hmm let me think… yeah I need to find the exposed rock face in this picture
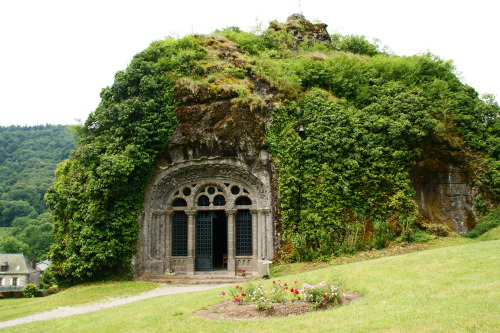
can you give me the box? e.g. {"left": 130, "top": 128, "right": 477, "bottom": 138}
{"left": 410, "top": 157, "right": 478, "bottom": 234}
{"left": 268, "top": 13, "right": 331, "bottom": 49}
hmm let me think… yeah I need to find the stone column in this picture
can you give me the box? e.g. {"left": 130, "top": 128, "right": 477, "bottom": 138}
{"left": 185, "top": 210, "right": 196, "bottom": 275}
{"left": 164, "top": 211, "right": 174, "bottom": 271}
{"left": 257, "top": 209, "right": 272, "bottom": 260}
{"left": 226, "top": 209, "right": 237, "bottom": 275}
{"left": 250, "top": 209, "right": 259, "bottom": 274}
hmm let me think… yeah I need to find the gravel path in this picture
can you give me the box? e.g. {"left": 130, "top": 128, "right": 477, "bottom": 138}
{"left": 0, "top": 283, "right": 232, "bottom": 329}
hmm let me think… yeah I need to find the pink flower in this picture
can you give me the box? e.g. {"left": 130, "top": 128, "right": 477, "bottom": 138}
{"left": 294, "top": 281, "right": 298, "bottom": 284}
{"left": 221, "top": 292, "right": 225, "bottom": 296}
{"left": 234, "top": 298, "right": 240, "bottom": 302}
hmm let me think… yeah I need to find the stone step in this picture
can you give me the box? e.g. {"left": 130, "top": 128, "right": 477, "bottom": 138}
{"left": 148, "top": 274, "right": 250, "bottom": 284}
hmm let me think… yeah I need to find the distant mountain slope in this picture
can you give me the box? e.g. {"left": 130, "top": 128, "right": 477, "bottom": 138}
{"left": 0, "top": 125, "right": 75, "bottom": 260}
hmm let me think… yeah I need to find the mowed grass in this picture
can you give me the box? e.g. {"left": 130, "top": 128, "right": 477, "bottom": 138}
{"left": 2, "top": 234, "right": 498, "bottom": 332}
{"left": 0, "top": 281, "right": 158, "bottom": 322}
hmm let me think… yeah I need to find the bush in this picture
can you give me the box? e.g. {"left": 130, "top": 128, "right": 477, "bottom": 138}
{"left": 23, "top": 283, "right": 38, "bottom": 298}
{"left": 46, "top": 285, "right": 60, "bottom": 295}
{"left": 409, "top": 230, "right": 432, "bottom": 243}
{"left": 465, "top": 209, "right": 500, "bottom": 238}
{"left": 0, "top": 290, "right": 24, "bottom": 298}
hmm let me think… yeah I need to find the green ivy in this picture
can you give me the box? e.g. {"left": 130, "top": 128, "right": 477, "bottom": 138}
{"left": 44, "top": 36, "right": 208, "bottom": 286}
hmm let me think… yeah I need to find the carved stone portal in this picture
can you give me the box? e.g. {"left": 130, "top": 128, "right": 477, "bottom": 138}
{"left": 134, "top": 158, "right": 275, "bottom": 279}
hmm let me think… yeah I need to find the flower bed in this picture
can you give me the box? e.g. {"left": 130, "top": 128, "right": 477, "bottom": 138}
{"left": 222, "top": 280, "right": 343, "bottom": 312}
{"left": 196, "top": 280, "right": 361, "bottom": 320}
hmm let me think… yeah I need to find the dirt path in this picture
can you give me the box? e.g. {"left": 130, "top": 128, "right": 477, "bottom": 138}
{"left": 0, "top": 283, "right": 232, "bottom": 329}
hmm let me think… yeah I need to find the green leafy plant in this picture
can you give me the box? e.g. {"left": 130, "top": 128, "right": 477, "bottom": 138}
{"left": 23, "top": 284, "right": 38, "bottom": 298}
{"left": 465, "top": 208, "right": 500, "bottom": 238}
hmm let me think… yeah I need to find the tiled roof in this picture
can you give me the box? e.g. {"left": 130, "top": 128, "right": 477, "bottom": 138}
{"left": 0, "top": 253, "right": 39, "bottom": 274}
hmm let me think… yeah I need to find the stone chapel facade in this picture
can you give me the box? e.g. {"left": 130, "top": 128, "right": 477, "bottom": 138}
{"left": 135, "top": 156, "right": 276, "bottom": 279}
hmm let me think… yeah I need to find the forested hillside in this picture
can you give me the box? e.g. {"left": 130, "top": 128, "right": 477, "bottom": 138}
{"left": 0, "top": 125, "right": 74, "bottom": 260}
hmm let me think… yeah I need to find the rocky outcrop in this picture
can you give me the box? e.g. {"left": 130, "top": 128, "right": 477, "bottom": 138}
{"left": 268, "top": 13, "right": 331, "bottom": 49}
{"left": 410, "top": 157, "right": 479, "bottom": 234}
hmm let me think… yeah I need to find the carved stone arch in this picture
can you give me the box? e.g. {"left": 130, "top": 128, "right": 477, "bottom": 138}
{"left": 136, "top": 157, "right": 275, "bottom": 280}
{"left": 148, "top": 158, "right": 271, "bottom": 211}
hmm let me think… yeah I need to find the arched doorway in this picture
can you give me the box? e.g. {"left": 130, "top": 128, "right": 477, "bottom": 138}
{"left": 136, "top": 159, "right": 275, "bottom": 279}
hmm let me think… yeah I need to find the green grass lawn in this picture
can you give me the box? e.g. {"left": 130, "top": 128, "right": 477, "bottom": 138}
{"left": 0, "top": 281, "right": 158, "bottom": 322}
{"left": 2, "top": 232, "right": 498, "bottom": 332}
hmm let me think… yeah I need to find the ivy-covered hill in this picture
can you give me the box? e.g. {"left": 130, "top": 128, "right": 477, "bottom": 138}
{"left": 0, "top": 125, "right": 74, "bottom": 260}
{"left": 46, "top": 14, "right": 499, "bottom": 285}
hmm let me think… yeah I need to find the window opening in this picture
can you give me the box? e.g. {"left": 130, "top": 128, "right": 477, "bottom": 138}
{"left": 231, "top": 186, "right": 240, "bottom": 195}
{"left": 207, "top": 187, "right": 216, "bottom": 195}
{"left": 198, "top": 195, "right": 210, "bottom": 206}
{"left": 173, "top": 198, "right": 187, "bottom": 207}
{"left": 172, "top": 212, "right": 188, "bottom": 256}
{"left": 213, "top": 195, "right": 226, "bottom": 206}
{"left": 235, "top": 196, "right": 252, "bottom": 205}
{"left": 236, "top": 210, "right": 252, "bottom": 256}
{"left": 183, "top": 187, "right": 191, "bottom": 196}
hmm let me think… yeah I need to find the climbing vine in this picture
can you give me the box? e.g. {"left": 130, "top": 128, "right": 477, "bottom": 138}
{"left": 45, "top": 36, "right": 207, "bottom": 286}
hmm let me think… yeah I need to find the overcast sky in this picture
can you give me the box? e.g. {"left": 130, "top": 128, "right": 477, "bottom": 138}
{"left": 1, "top": 0, "right": 498, "bottom": 126}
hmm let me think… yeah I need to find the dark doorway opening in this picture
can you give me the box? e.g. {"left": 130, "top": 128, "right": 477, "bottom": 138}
{"left": 195, "top": 211, "right": 227, "bottom": 271}
{"left": 212, "top": 211, "right": 227, "bottom": 269}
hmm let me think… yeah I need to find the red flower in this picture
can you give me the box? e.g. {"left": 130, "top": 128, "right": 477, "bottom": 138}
{"left": 235, "top": 286, "right": 239, "bottom": 289}
{"left": 294, "top": 281, "right": 298, "bottom": 284}
{"left": 322, "top": 294, "right": 327, "bottom": 298}
{"left": 273, "top": 281, "right": 276, "bottom": 284}
{"left": 234, "top": 298, "right": 240, "bottom": 302}
{"left": 290, "top": 288, "right": 295, "bottom": 292}
{"left": 295, "top": 290, "right": 299, "bottom": 295}
{"left": 284, "top": 283, "right": 287, "bottom": 286}
{"left": 241, "top": 293, "right": 246, "bottom": 297}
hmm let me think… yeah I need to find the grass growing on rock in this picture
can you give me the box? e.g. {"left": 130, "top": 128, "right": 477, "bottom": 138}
{"left": 2, "top": 234, "right": 498, "bottom": 332}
